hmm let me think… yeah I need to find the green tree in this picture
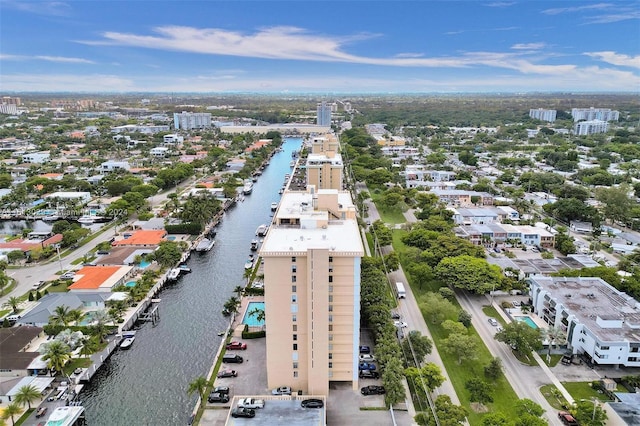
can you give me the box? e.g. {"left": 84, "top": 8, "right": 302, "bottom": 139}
{"left": 458, "top": 310, "right": 472, "bottom": 327}
{"left": 420, "top": 292, "right": 457, "bottom": 324}
{"left": 41, "top": 340, "right": 71, "bottom": 375}
{"left": 49, "top": 305, "right": 72, "bottom": 326}
{"left": 542, "top": 326, "right": 566, "bottom": 357}
{"left": 442, "top": 333, "right": 477, "bottom": 364}
{"left": 152, "top": 241, "right": 183, "bottom": 268}
{"left": 484, "top": 357, "right": 503, "bottom": 381}
{"left": 13, "top": 384, "right": 41, "bottom": 409}
{"left": 434, "top": 255, "right": 504, "bottom": 293}
{"left": 90, "top": 309, "right": 112, "bottom": 343}
{"left": 371, "top": 220, "right": 393, "bottom": 246}
{"left": 381, "top": 357, "right": 406, "bottom": 407}
{"left": 465, "top": 377, "right": 493, "bottom": 405}
{"left": 383, "top": 252, "right": 400, "bottom": 272}
{"left": 187, "top": 376, "right": 208, "bottom": 402}
{"left": 442, "top": 320, "right": 467, "bottom": 336}
{"left": 408, "top": 263, "right": 433, "bottom": 289}
{"left": 7, "top": 250, "right": 25, "bottom": 264}
{"left": 3, "top": 296, "right": 20, "bottom": 313}
{"left": 595, "top": 185, "right": 634, "bottom": 225}
{"left": 401, "top": 330, "right": 432, "bottom": 366}
{"left": 515, "top": 398, "right": 545, "bottom": 417}
{"left": 405, "top": 363, "right": 445, "bottom": 393}
{"left": 1, "top": 402, "right": 22, "bottom": 426}
{"left": 573, "top": 400, "right": 607, "bottom": 426}
{"left": 417, "top": 394, "right": 467, "bottom": 426}
{"left": 495, "top": 321, "right": 542, "bottom": 355}
{"left": 480, "top": 412, "right": 509, "bottom": 426}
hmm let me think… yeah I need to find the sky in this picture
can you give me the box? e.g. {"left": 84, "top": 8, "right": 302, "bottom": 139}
{"left": 1, "top": 1, "right": 639, "bottom": 93}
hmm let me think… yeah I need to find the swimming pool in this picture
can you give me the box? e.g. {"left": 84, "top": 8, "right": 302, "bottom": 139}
{"left": 167, "top": 236, "right": 177, "bottom": 241}
{"left": 125, "top": 281, "right": 137, "bottom": 287}
{"left": 515, "top": 316, "right": 538, "bottom": 329}
{"left": 138, "top": 260, "right": 151, "bottom": 269}
{"left": 78, "top": 311, "right": 98, "bottom": 326}
{"left": 243, "top": 301, "right": 265, "bottom": 327}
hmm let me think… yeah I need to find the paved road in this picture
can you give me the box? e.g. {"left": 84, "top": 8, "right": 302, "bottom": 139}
{"left": 456, "top": 291, "right": 564, "bottom": 426}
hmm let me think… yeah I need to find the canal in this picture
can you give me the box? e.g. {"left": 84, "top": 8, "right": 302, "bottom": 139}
{"left": 80, "top": 137, "right": 302, "bottom": 425}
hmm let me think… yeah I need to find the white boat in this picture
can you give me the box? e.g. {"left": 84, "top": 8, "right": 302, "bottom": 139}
{"left": 196, "top": 238, "right": 215, "bottom": 252}
{"left": 77, "top": 216, "right": 96, "bottom": 224}
{"left": 250, "top": 240, "right": 260, "bottom": 251}
{"left": 256, "top": 224, "right": 268, "bottom": 237}
{"left": 271, "top": 202, "right": 278, "bottom": 211}
{"left": 178, "top": 263, "right": 191, "bottom": 273}
{"left": 244, "top": 259, "right": 254, "bottom": 270}
{"left": 290, "top": 160, "right": 295, "bottom": 167}
{"left": 167, "top": 268, "right": 181, "bottom": 281}
{"left": 243, "top": 180, "right": 254, "bottom": 195}
{"left": 42, "top": 215, "right": 60, "bottom": 222}
{"left": 120, "top": 337, "right": 135, "bottom": 349}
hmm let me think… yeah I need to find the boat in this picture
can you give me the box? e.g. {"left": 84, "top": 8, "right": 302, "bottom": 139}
{"left": 42, "top": 215, "right": 60, "bottom": 222}
{"left": 278, "top": 188, "right": 284, "bottom": 195}
{"left": 243, "top": 181, "right": 253, "bottom": 195}
{"left": 250, "top": 240, "right": 260, "bottom": 251}
{"left": 178, "top": 263, "right": 191, "bottom": 273}
{"left": 271, "top": 202, "right": 278, "bottom": 211}
{"left": 196, "top": 238, "right": 215, "bottom": 252}
{"left": 244, "top": 259, "right": 254, "bottom": 270}
{"left": 120, "top": 337, "right": 135, "bottom": 349}
{"left": 290, "top": 160, "right": 296, "bottom": 167}
{"left": 256, "top": 224, "right": 268, "bottom": 237}
{"left": 217, "top": 331, "right": 226, "bottom": 336}
{"left": 167, "top": 268, "right": 181, "bottom": 281}
{"left": 77, "top": 215, "right": 96, "bottom": 224}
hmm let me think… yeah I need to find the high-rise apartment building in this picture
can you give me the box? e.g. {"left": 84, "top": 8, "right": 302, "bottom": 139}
{"left": 173, "top": 111, "right": 212, "bottom": 130}
{"left": 571, "top": 108, "right": 619, "bottom": 122}
{"left": 1, "top": 97, "right": 21, "bottom": 106}
{"left": 0, "top": 104, "right": 18, "bottom": 115}
{"left": 316, "top": 101, "right": 332, "bottom": 126}
{"left": 306, "top": 134, "right": 343, "bottom": 190}
{"left": 260, "top": 187, "right": 364, "bottom": 396}
{"left": 574, "top": 119, "right": 609, "bottom": 135}
{"left": 529, "top": 108, "right": 557, "bottom": 122}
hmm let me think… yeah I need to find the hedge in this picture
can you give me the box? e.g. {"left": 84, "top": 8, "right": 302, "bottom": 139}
{"left": 164, "top": 223, "right": 202, "bottom": 235}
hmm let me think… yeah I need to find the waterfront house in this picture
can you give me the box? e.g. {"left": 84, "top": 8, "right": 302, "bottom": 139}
{"left": 16, "top": 292, "right": 111, "bottom": 327}
{"left": 68, "top": 265, "right": 134, "bottom": 292}
{"left": 112, "top": 230, "right": 167, "bottom": 247}
{"left": 0, "top": 326, "right": 43, "bottom": 377}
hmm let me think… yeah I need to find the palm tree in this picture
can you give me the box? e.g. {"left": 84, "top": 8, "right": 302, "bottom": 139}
{"left": 90, "top": 309, "right": 112, "bottom": 343}
{"left": 13, "top": 384, "right": 41, "bottom": 410}
{"left": 49, "top": 305, "right": 72, "bottom": 326}
{"left": 68, "top": 309, "right": 86, "bottom": 326}
{"left": 2, "top": 402, "right": 22, "bottom": 426}
{"left": 233, "top": 285, "right": 245, "bottom": 298}
{"left": 542, "top": 326, "right": 567, "bottom": 358}
{"left": 41, "top": 340, "right": 71, "bottom": 376}
{"left": 187, "top": 376, "right": 208, "bottom": 402}
{"left": 3, "top": 296, "right": 21, "bottom": 313}
{"left": 248, "top": 307, "right": 265, "bottom": 323}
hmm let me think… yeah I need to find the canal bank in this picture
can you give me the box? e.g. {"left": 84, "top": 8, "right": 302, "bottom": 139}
{"left": 79, "top": 137, "right": 302, "bottom": 425}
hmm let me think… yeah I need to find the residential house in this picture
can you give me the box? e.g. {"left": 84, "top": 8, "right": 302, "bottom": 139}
{"left": 112, "top": 230, "right": 167, "bottom": 247}
{"left": 0, "top": 326, "right": 43, "bottom": 377}
{"left": 68, "top": 265, "right": 134, "bottom": 292}
{"left": 431, "top": 189, "right": 494, "bottom": 207}
{"left": 16, "top": 292, "right": 112, "bottom": 327}
{"left": 21, "top": 152, "right": 50, "bottom": 164}
{"left": 101, "top": 160, "right": 131, "bottom": 173}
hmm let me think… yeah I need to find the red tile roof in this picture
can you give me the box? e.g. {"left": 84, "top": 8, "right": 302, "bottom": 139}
{"left": 113, "top": 230, "right": 166, "bottom": 246}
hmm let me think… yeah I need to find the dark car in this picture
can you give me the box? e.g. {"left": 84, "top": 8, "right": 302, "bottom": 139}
{"left": 558, "top": 412, "right": 578, "bottom": 426}
{"left": 208, "top": 392, "right": 229, "bottom": 403}
{"left": 301, "top": 399, "right": 324, "bottom": 408}
{"left": 359, "top": 370, "right": 380, "bottom": 379}
{"left": 358, "top": 362, "right": 376, "bottom": 371}
{"left": 391, "top": 312, "right": 401, "bottom": 320}
{"left": 226, "top": 341, "right": 247, "bottom": 350}
{"left": 36, "top": 407, "right": 48, "bottom": 418}
{"left": 231, "top": 407, "right": 256, "bottom": 418}
{"left": 217, "top": 369, "right": 237, "bottom": 378}
{"left": 361, "top": 385, "right": 386, "bottom": 395}
{"left": 213, "top": 386, "right": 230, "bottom": 395}
{"left": 359, "top": 345, "right": 371, "bottom": 354}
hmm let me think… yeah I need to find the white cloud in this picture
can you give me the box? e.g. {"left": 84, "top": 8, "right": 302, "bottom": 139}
{"left": 511, "top": 43, "right": 546, "bottom": 50}
{"left": 1, "top": 74, "right": 135, "bottom": 92}
{"left": 484, "top": 2, "right": 516, "bottom": 7}
{"left": 2, "top": 0, "right": 71, "bottom": 16}
{"left": 542, "top": 3, "right": 613, "bottom": 15}
{"left": 583, "top": 10, "right": 640, "bottom": 24}
{"left": 0, "top": 53, "right": 94, "bottom": 64}
{"left": 585, "top": 51, "right": 640, "bottom": 69}
{"left": 394, "top": 53, "right": 425, "bottom": 58}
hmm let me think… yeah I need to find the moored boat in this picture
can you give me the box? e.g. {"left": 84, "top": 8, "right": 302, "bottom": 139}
{"left": 250, "top": 240, "right": 260, "bottom": 251}
{"left": 242, "top": 180, "right": 254, "bottom": 195}
{"left": 255, "top": 224, "right": 268, "bottom": 237}
{"left": 120, "top": 337, "right": 135, "bottom": 349}
{"left": 195, "top": 238, "right": 215, "bottom": 252}
{"left": 167, "top": 268, "right": 181, "bottom": 281}
{"left": 178, "top": 263, "right": 191, "bottom": 273}
{"left": 271, "top": 202, "right": 278, "bottom": 211}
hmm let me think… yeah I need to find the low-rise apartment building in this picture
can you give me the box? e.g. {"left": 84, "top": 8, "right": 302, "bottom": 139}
{"left": 431, "top": 189, "right": 494, "bottom": 207}
{"left": 529, "top": 276, "right": 640, "bottom": 368}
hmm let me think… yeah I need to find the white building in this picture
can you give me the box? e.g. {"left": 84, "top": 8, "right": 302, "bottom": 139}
{"left": 100, "top": 160, "right": 131, "bottom": 173}
{"left": 163, "top": 134, "right": 184, "bottom": 145}
{"left": 21, "top": 152, "right": 50, "bottom": 164}
{"left": 316, "top": 101, "right": 332, "bottom": 126}
{"left": 45, "top": 191, "right": 92, "bottom": 204}
{"left": 529, "top": 276, "right": 640, "bottom": 368}
{"left": 150, "top": 146, "right": 170, "bottom": 157}
{"left": 0, "top": 104, "right": 18, "bottom": 115}
{"left": 529, "top": 108, "right": 557, "bottom": 122}
{"left": 173, "top": 112, "right": 212, "bottom": 130}
{"left": 572, "top": 108, "right": 620, "bottom": 122}
{"left": 111, "top": 124, "right": 170, "bottom": 134}
{"left": 574, "top": 119, "right": 609, "bottom": 135}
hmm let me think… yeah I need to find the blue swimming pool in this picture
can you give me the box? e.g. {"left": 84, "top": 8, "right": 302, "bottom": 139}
{"left": 167, "top": 236, "right": 177, "bottom": 241}
{"left": 78, "top": 311, "right": 98, "bottom": 326}
{"left": 515, "top": 316, "right": 538, "bottom": 329}
{"left": 243, "top": 301, "right": 265, "bottom": 327}
{"left": 125, "top": 281, "right": 137, "bottom": 287}
{"left": 138, "top": 260, "right": 151, "bottom": 269}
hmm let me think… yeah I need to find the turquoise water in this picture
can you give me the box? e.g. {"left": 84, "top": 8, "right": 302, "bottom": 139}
{"left": 243, "top": 301, "right": 265, "bottom": 326}
{"left": 516, "top": 316, "right": 538, "bottom": 329}
{"left": 78, "top": 311, "right": 97, "bottom": 326}
{"left": 139, "top": 260, "right": 151, "bottom": 269}
{"left": 167, "top": 236, "right": 176, "bottom": 241}
{"left": 125, "top": 281, "right": 137, "bottom": 287}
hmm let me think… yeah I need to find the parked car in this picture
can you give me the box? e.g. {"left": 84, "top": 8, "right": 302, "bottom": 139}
{"left": 358, "top": 362, "right": 376, "bottom": 371}
{"left": 36, "top": 407, "right": 48, "bottom": 418}
{"left": 393, "top": 321, "right": 408, "bottom": 328}
{"left": 213, "top": 386, "right": 229, "bottom": 395}
{"left": 238, "top": 398, "right": 265, "bottom": 409}
{"left": 231, "top": 407, "right": 256, "bottom": 418}
{"left": 391, "top": 312, "right": 401, "bottom": 320}
{"left": 359, "top": 370, "right": 380, "bottom": 379}
{"left": 208, "top": 392, "right": 229, "bottom": 403}
{"left": 222, "top": 354, "right": 243, "bottom": 363}
{"left": 217, "top": 369, "right": 237, "bottom": 378}
{"left": 226, "top": 341, "right": 247, "bottom": 350}
{"left": 359, "top": 345, "right": 371, "bottom": 354}
{"left": 359, "top": 354, "right": 376, "bottom": 362}
{"left": 488, "top": 318, "right": 498, "bottom": 326}
{"left": 301, "top": 399, "right": 324, "bottom": 408}
{"left": 361, "top": 385, "right": 386, "bottom": 395}
{"left": 32, "top": 280, "right": 45, "bottom": 290}
{"left": 271, "top": 386, "right": 292, "bottom": 395}
{"left": 558, "top": 411, "right": 578, "bottom": 425}
{"left": 97, "top": 250, "right": 110, "bottom": 255}
{"left": 60, "top": 271, "right": 76, "bottom": 280}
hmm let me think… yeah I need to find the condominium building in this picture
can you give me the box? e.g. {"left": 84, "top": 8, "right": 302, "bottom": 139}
{"left": 574, "top": 119, "right": 609, "bottom": 136}
{"left": 173, "top": 111, "right": 212, "bottom": 130}
{"left": 0, "top": 104, "right": 18, "bottom": 115}
{"left": 306, "top": 134, "right": 343, "bottom": 190}
{"left": 316, "top": 101, "right": 332, "bottom": 126}
{"left": 529, "top": 108, "right": 557, "bottom": 122}
{"left": 529, "top": 276, "right": 640, "bottom": 367}
{"left": 260, "top": 187, "right": 364, "bottom": 395}
{"left": 571, "top": 108, "right": 619, "bottom": 122}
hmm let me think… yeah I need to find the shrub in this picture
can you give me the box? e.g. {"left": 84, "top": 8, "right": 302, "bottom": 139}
{"left": 165, "top": 223, "right": 202, "bottom": 235}
{"left": 242, "top": 330, "right": 266, "bottom": 339}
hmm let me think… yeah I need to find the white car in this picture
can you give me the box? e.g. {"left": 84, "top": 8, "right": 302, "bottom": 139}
{"left": 271, "top": 386, "right": 292, "bottom": 395}
{"left": 359, "top": 354, "right": 376, "bottom": 362}
{"left": 393, "top": 321, "right": 408, "bottom": 328}
{"left": 238, "top": 398, "right": 265, "bottom": 409}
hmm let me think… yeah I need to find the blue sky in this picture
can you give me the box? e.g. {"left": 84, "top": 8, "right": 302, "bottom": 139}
{"left": 1, "top": 1, "right": 639, "bottom": 93}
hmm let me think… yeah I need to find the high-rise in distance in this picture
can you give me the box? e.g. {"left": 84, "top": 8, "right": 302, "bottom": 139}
{"left": 316, "top": 101, "right": 332, "bottom": 127}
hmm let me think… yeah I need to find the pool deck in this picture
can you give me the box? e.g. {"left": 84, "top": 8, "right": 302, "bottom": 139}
{"left": 231, "top": 296, "right": 265, "bottom": 337}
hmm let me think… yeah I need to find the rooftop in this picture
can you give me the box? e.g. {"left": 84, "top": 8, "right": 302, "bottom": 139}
{"left": 226, "top": 396, "right": 325, "bottom": 426}
{"left": 68, "top": 265, "right": 133, "bottom": 290}
{"left": 113, "top": 229, "right": 167, "bottom": 246}
{"left": 0, "top": 326, "right": 42, "bottom": 370}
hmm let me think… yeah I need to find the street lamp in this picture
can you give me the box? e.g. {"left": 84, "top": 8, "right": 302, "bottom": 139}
{"left": 579, "top": 398, "right": 599, "bottom": 421}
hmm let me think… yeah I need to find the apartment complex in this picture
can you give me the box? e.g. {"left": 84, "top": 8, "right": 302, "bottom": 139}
{"left": 574, "top": 119, "right": 609, "bottom": 135}
{"left": 529, "top": 276, "right": 640, "bottom": 367}
{"left": 305, "top": 134, "right": 343, "bottom": 190}
{"left": 571, "top": 107, "right": 620, "bottom": 122}
{"left": 173, "top": 111, "right": 212, "bottom": 130}
{"left": 529, "top": 108, "right": 557, "bottom": 122}
{"left": 260, "top": 187, "right": 364, "bottom": 395}
{"left": 316, "top": 101, "right": 332, "bottom": 126}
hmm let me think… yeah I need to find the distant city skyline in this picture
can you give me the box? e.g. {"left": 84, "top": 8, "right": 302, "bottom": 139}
{"left": 1, "top": 1, "right": 639, "bottom": 93}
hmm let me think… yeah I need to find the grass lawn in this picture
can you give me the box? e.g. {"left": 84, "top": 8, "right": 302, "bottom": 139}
{"left": 47, "top": 281, "right": 70, "bottom": 293}
{"left": 540, "top": 354, "right": 562, "bottom": 367}
{"left": 562, "top": 382, "right": 613, "bottom": 402}
{"left": 370, "top": 193, "right": 407, "bottom": 224}
{"left": 0, "top": 308, "right": 11, "bottom": 317}
{"left": 481, "top": 306, "right": 506, "bottom": 326}
{"left": 14, "top": 408, "right": 35, "bottom": 426}
{"left": 540, "top": 384, "right": 569, "bottom": 410}
{"left": 365, "top": 233, "right": 375, "bottom": 256}
{"left": 62, "top": 357, "right": 92, "bottom": 376}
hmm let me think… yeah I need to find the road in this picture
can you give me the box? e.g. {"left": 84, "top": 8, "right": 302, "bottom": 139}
{"left": 456, "top": 291, "right": 565, "bottom": 426}
{"left": 0, "top": 179, "right": 194, "bottom": 307}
